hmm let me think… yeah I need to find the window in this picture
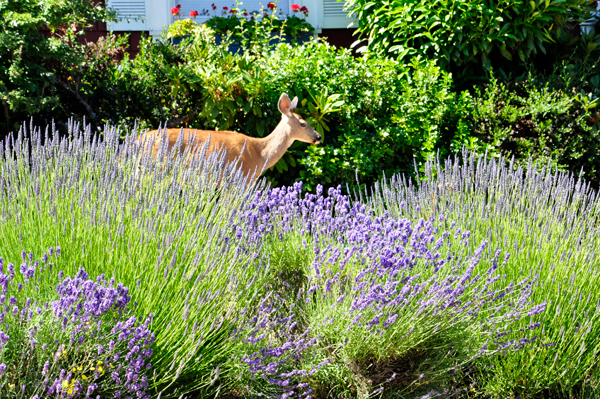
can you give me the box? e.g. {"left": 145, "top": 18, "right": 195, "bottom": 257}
{"left": 321, "top": 0, "right": 354, "bottom": 29}
{"left": 107, "top": 0, "right": 148, "bottom": 30}
{"left": 174, "top": 0, "right": 291, "bottom": 21}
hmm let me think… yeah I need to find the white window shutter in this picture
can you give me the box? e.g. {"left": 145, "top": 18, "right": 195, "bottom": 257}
{"left": 321, "top": 0, "right": 354, "bottom": 29}
{"left": 107, "top": 0, "right": 148, "bottom": 31}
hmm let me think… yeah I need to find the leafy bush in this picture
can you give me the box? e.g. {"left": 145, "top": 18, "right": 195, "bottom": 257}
{"left": 3, "top": 1, "right": 600, "bottom": 191}
{"left": 265, "top": 50, "right": 472, "bottom": 189}
{"left": 469, "top": 72, "right": 600, "bottom": 184}
{"left": 344, "top": 0, "right": 592, "bottom": 78}
{"left": 0, "top": 0, "right": 121, "bottom": 135}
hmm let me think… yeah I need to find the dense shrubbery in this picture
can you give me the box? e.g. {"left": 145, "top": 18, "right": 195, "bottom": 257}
{"left": 344, "top": 0, "right": 593, "bottom": 78}
{"left": 470, "top": 73, "right": 600, "bottom": 183}
{"left": 0, "top": 0, "right": 122, "bottom": 134}
{"left": 2, "top": 0, "right": 600, "bottom": 189}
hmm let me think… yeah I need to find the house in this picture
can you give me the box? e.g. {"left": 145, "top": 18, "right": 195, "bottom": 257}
{"left": 106, "top": 0, "right": 358, "bottom": 49}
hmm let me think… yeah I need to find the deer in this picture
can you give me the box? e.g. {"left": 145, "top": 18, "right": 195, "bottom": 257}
{"left": 133, "top": 93, "right": 322, "bottom": 184}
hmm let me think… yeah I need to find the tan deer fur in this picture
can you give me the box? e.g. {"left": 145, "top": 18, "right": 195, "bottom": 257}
{"left": 135, "top": 93, "right": 321, "bottom": 182}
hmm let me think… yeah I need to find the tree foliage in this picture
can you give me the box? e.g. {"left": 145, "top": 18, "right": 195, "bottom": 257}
{"left": 0, "top": 0, "right": 120, "bottom": 134}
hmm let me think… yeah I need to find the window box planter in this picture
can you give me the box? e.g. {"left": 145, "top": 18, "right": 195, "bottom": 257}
{"left": 211, "top": 32, "right": 313, "bottom": 54}
{"left": 170, "top": 34, "right": 191, "bottom": 45}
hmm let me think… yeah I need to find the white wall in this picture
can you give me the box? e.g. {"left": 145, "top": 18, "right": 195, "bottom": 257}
{"left": 147, "top": 0, "right": 173, "bottom": 37}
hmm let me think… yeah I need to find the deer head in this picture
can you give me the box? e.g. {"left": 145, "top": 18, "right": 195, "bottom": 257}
{"left": 277, "top": 93, "right": 322, "bottom": 144}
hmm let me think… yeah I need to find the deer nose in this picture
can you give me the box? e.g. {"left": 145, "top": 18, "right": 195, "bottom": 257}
{"left": 315, "top": 133, "right": 322, "bottom": 142}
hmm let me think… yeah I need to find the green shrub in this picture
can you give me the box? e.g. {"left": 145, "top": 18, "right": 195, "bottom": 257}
{"left": 344, "top": 0, "right": 592, "bottom": 78}
{"left": 100, "top": 34, "right": 472, "bottom": 190}
{"left": 0, "top": 0, "right": 121, "bottom": 136}
{"left": 469, "top": 72, "right": 600, "bottom": 184}
{"left": 265, "top": 49, "right": 473, "bottom": 189}
{"left": 4, "top": 5, "right": 600, "bottom": 191}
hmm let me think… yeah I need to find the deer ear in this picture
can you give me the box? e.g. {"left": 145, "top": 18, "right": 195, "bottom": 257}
{"left": 278, "top": 93, "right": 293, "bottom": 116}
{"left": 290, "top": 96, "right": 298, "bottom": 111}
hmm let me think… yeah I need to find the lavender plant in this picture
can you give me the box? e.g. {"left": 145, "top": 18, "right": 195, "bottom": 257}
{"left": 0, "top": 121, "right": 271, "bottom": 397}
{"left": 233, "top": 183, "right": 547, "bottom": 397}
{"left": 0, "top": 120, "right": 579, "bottom": 398}
{"left": 0, "top": 249, "right": 154, "bottom": 398}
{"left": 366, "top": 150, "right": 600, "bottom": 397}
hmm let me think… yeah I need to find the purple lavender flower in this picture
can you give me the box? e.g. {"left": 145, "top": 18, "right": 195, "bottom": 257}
{"left": 0, "top": 251, "right": 155, "bottom": 398}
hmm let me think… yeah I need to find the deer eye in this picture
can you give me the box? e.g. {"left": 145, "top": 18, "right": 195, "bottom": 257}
{"left": 300, "top": 121, "right": 307, "bottom": 128}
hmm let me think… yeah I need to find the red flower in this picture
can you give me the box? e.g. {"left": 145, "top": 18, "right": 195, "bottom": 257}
{"left": 291, "top": 4, "right": 300, "bottom": 11}
{"left": 190, "top": 10, "right": 199, "bottom": 17}
{"left": 223, "top": 6, "right": 228, "bottom": 10}
{"left": 211, "top": 3, "right": 216, "bottom": 10}
{"left": 243, "top": 12, "right": 248, "bottom": 16}
{"left": 176, "top": 4, "right": 181, "bottom": 8}
{"left": 300, "top": 6, "right": 308, "bottom": 12}
{"left": 267, "top": 2, "right": 276, "bottom": 9}
{"left": 230, "top": 8, "right": 237, "bottom": 13}
{"left": 171, "top": 6, "right": 180, "bottom": 15}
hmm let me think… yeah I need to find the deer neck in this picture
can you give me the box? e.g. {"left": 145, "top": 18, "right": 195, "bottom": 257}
{"left": 259, "top": 120, "right": 293, "bottom": 170}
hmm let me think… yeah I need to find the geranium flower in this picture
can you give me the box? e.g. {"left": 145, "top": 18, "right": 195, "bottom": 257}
{"left": 170, "top": 6, "right": 180, "bottom": 16}
{"left": 267, "top": 2, "right": 276, "bottom": 9}
{"left": 190, "top": 10, "right": 199, "bottom": 17}
{"left": 291, "top": 4, "right": 300, "bottom": 11}
{"left": 211, "top": 3, "right": 217, "bottom": 10}
{"left": 230, "top": 8, "right": 237, "bottom": 13}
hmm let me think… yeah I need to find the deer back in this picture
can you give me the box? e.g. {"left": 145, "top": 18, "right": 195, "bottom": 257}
{"left": 137, "top": 128, "right": 265, "bottom": 178}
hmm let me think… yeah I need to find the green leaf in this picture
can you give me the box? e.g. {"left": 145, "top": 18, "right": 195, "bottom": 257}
{"left": 499, "top": 45, "right": 513, "bottom": 60}
{"left": 482, "top": 53, "right": 492, "bottom": 71}
{"left": 256, "top": 121, "right": 265, "bottom": 136}
{"left": 286, "top": 153, "right": 297, "bottom": 168}
{"left": 276, "top": 156, "right": 288, "bottom": 171}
